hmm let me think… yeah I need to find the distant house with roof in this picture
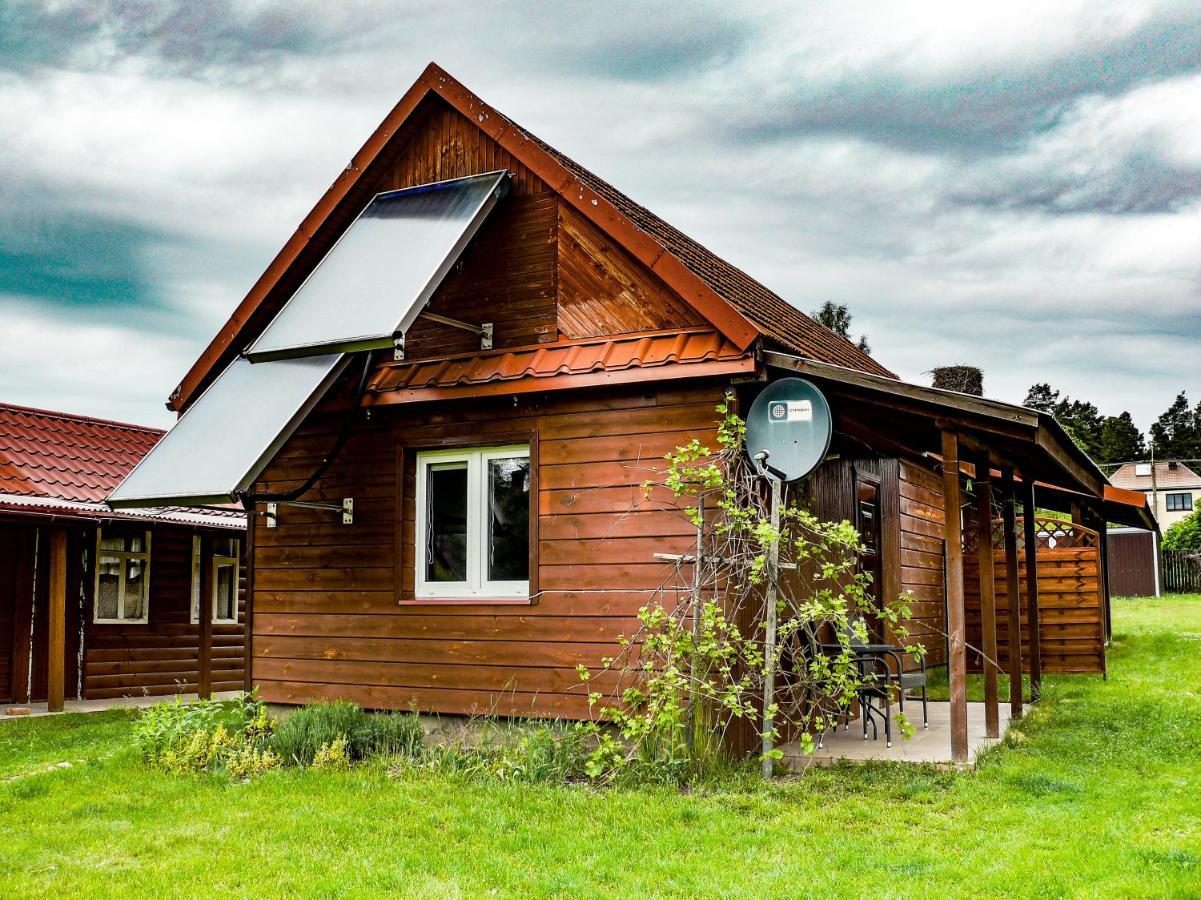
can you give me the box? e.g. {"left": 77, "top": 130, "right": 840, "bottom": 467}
{"left": 1110, "top": 461, "right": 1201, "bottom": 528}
{"left": 0, "top": 403, "right": 246, "bottom": 710}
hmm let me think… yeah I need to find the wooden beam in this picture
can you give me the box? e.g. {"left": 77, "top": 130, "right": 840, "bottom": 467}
{"left": 1001, "top": 469, "right": 1023, "bottom": 720}
{"left": 941, "top": 429, "right": 968, "bottom": 762}
{"left": 243, "top": 515, "right": 255, "bottom": 693}
{"left": 198, "top": 534, "right": 214, "bottom": 700}
{"left": 973, "top": 451, "right": 1000, "bottom": 739}
{"left": 1023, "top": 480, "right": 1043, "bottom": 701}
{"left": 47, "top": 528, "right": 68, "bottom": 713}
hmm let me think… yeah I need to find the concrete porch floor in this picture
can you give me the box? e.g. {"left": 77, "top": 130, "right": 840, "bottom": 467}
{"left": 783, "top": 701, "right": 1019, "bottom": 768}
{"left": 3, "top": 691, "right": 242, "bottom": 721}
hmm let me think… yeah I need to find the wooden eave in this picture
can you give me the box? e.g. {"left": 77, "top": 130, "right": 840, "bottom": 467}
{"left": 763, "top": 351, "right": 1115, "bottom": 502}
{"left": 169, "top": 63, "right": 767, "bottom": 413}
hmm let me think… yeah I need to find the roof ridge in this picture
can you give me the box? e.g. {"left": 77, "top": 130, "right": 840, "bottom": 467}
{"left": 0, "top": 402, "right": 164, "bottom": 435}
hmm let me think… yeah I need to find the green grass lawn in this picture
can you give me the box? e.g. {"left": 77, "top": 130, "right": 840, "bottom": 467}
{"left": 2, "top": 597, "right": 1199, "bottom": 898}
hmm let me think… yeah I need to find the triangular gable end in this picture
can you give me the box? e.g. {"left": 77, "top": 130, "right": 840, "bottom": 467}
{"left": 170, "top": 62, "right": 889, "bottom": 413}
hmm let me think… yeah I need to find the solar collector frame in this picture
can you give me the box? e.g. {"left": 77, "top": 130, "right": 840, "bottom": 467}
{"left": 246, "top": 170, "right": 510, "bottom": 362}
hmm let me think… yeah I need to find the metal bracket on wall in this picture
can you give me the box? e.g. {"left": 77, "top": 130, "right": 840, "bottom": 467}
{"left": 418, "top": 312, "right": 493, "bottom": 350}
{"left": 262, "top": 498, "right": 353, "bottom": 528}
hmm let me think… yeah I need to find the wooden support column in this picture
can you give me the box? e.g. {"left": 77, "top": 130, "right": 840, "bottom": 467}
{"left": 1023, "top": 481, "right": 1043, "bottom": 701}
{"left": 973, "top": 452, "right": 1000, "bottom": 739}
{"left": 198, "top": 534, "right": 213, "bottom": 700}
{"left": 1000, "top": 469, "right": 1023, "bottom": 720}
{"left": 941, "top": 430, "right": 968, "bottom": 762}
{"left": 47, "top": 528, "right": 68, "bottom": 713}
{"left": 1098, "top": 516, "right": 1113, "bottom": 643}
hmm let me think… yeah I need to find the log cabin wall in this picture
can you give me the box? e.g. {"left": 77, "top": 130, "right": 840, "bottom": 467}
{"left": 250, "top": 380, "right": 728, "bottom": 717}
{"left": 0, "top": 523, "right": 19, "bottom": 701}
{"left": 897, "top": 459, "right": 949, "bottom": 667}
{"left": 83, "top": 525, "right": 247, "bottom": 700}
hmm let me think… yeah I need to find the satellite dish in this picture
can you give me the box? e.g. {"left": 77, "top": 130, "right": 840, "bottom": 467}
{"left": 745, "top": 378, "right": 833, "bottom": 482}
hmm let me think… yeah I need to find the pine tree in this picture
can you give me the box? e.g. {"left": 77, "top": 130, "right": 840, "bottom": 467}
{"left": 813, "top": 302, "right": 871, "bottom": 355}
{"left": 1096, "top": 411, "right": 1146, "bottom": 464}
{"left": 1021, "top": 383, "right": 1145, "bottom": 464}
{"left": 1150, "top": 392, "right": 1201, "bottom": 459}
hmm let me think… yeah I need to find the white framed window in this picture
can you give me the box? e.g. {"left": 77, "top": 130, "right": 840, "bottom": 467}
{"left": 191, "top": 535, "right": 241, "bottom": 624}
{"left": 415, "top": 445, "right": 530, "bottom": 600}
{"left": 94, "top": 529, "right": 151, "bottom": 624}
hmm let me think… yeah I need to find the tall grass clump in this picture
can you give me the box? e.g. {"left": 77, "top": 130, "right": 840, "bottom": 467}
{"left": 269, "top": 701, "right": 423, "bottom": 766}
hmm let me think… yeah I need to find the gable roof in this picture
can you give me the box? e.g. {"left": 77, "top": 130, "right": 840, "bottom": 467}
{"left": 170, "top": 62, "right": 893, "bottom": 412}
{"left": 1111, "top": 461, "right": 1201, "bottom": 491}
{"left": 0, "top": 403, "right": 242, "bottom": 528}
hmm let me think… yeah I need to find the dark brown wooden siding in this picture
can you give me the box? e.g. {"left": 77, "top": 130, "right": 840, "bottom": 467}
{"left": 898, "top": 460, "right": 949, "bottom": 667}
{"left": 250, "top": 381, "right": 726, "bottom": 717}
{"left": 0, "top": 523, "right": 19, "bottom": 701}
{"left": 83, "top": 526, "right": 247, "bottom": 700}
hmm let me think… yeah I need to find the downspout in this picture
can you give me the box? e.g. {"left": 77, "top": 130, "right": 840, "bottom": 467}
{"left": 26, "top": 528, "right": 40, "bottom": 702}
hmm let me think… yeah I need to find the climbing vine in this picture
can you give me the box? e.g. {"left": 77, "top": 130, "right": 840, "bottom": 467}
{"left": 579, "top": 396, "right": 922, "bottom": 780}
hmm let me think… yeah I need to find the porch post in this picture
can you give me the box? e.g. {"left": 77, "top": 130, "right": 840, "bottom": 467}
{"left": 198, "top": 533, "right": 213, "bottom": 700}
{"left": 1000, "top": 469, "right": 1023, "bottom": 719}
{"left": 47, "top": 528, "right": 68, "bottom": 713}
{"left": 940, "top": 429, "right": 968, "bottom": 762}
{"left": 1023, "top": 481, "right": 1043, "bottom": 701}
{"left": 973, "top": 451, "right": 1000, "bottom": 739}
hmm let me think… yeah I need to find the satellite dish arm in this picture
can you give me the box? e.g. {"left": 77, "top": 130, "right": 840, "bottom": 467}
{"left": 752, "top": 450, "right": 788, "bottom": 482}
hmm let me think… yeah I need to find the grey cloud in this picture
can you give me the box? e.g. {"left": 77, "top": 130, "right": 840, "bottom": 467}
{"left": 727, "top": 8, "right": 1201, "bottom": 155}
{"left": 0, "top": 0, "right": 371, "bottom": 77}
{"left": 951, "top": 148, "right": 1201, "bottom": 215}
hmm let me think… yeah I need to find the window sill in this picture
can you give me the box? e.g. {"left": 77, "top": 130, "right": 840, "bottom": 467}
{"left": 399, "top": 597, "right": 535, "bottom": 607}
{"left": 93, "top": 619, "right": 150, "bottom": 626}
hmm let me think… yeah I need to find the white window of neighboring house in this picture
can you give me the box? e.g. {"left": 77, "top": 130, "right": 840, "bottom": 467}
{"left": 415, "top": 446, "right": 530, "bottom": 600}
{"left": 1165, "top": 493, "right": 1193, "bottom": 512}
{"left": 191, "top": 535, "right": 242, "bottom": 624}
{"left": 94, "top": 529, "right": 151, "bottom": 624}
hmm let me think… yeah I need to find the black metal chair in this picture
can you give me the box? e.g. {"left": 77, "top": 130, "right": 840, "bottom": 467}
{"left": 819, "top": 620, "right": 929, "bottom": 748}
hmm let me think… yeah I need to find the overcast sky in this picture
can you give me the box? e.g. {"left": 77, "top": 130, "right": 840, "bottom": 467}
{"left": 2, "top": 0, "right": 1198, "bottom": 430}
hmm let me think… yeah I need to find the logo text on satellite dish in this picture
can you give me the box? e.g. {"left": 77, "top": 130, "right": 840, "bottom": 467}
{"left": 769, "top": 400, "right": 812, "bottom": 423}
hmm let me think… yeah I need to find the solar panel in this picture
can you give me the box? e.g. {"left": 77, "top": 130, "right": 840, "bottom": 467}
{"left": 246, "top": 170, "right": 509, "bottom": 361}
{"left": 107, "top": 354, "right": 348, "bottom": 508}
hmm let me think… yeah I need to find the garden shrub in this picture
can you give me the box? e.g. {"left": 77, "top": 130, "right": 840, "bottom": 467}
{"left": 311, "top": 736, "right": 351, "bottom": 771}
{"left": 134, "top": 692, "right": 277, "bottom": 778}
{"left": 269, "top": 701, "right": 423, "bottom": 766}
{"left": 1163, "top": 509, "right": 1201, "bottom": 550}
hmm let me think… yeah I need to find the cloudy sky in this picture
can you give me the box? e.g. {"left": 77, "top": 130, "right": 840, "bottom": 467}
{"left": 2, "top": 0, "right": 1199, "bottom": 430}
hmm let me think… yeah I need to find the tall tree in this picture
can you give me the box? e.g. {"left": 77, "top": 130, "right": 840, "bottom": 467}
{"left": 813, "top": 301, "right": 871, "bottom": 355}
{"left": 1022, "top": 383, "right": 1145, "bottom": 464}
{"left": 1150, "top": 392, "right": 1201, "bottom": 459}
{"left": 1096, "top": 411, "right": 1146, "bottom": 463}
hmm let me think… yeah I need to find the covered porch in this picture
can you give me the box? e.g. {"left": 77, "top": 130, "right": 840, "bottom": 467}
{"left": 785, "top": 701, "right": 1018, "bottom": 767}
{"left": 767, "top": 352, "right": 1155, "bottom": 764}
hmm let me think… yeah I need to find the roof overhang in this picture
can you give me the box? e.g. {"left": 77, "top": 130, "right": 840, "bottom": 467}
{"left": 763, "top": 351, "right": 1146, "bottom": 525}
{"left": 0, "top": 493, "right": 245, "bottom": 530}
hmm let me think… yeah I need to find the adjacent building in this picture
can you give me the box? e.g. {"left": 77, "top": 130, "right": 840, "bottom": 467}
{"left": 1110, "top": 461, "right": 1200, "bottom": 528}
{"left": 0, "top": 403, "right": 246, "bottom": 709}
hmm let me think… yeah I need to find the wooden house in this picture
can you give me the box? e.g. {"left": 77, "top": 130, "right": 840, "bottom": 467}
{"left": 0, "top": 403, "right": 246, "bottom": 710}
{"left": 109, "top": 64, "right": 1154, "bottom": 760}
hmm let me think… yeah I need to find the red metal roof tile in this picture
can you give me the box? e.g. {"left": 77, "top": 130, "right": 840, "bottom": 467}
{"left": 366, "top": 329, "right": 750, "bottom": 399}
{"left": 0, "top": 402, "right": 242, "bottom": 527}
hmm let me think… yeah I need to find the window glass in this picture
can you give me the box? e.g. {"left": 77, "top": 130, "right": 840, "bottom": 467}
{"left": 124, "top": 558, "right": 146, "bottom": 620}
{"left": 488, "top": 457, "right": 530, "bottom": 582}
{"left": 427, "top": 463, "right": 469, "bottom": 582}
{"left": 97, "top": 559, "right": 120, "bottom": 619}
{"left": 215, "top": 562, "right": 236, "bottom": 621}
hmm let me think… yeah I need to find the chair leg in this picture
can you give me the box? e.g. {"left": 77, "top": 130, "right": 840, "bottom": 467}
{"left": 922, "top": 685, "right": 929, "bottom": 729}
{"left": 884, "top": 700, "right": 892, "bottom": 748}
